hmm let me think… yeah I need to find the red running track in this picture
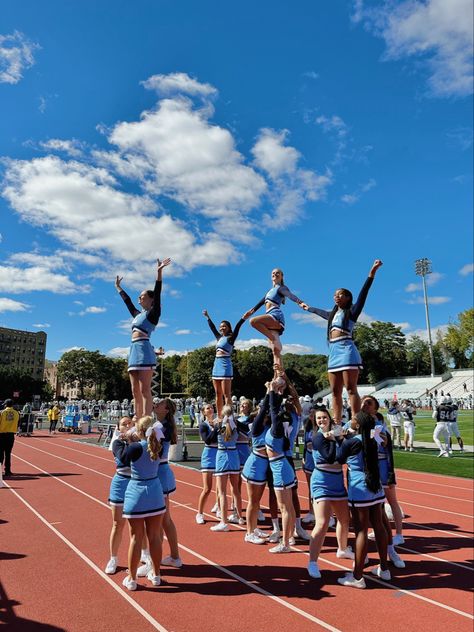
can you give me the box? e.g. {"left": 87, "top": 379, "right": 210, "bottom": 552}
{"left": 1, "top": 433, "right": 473, "bottom": 632}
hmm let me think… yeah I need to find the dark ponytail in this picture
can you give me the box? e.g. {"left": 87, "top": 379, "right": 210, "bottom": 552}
{"left": 355, "top": 411, "right": 380, "bottom": 493}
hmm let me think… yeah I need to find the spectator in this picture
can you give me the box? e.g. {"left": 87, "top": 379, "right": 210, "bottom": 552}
{"left": 189, "top": 402, "right": 196, "bottom": 428}
{"left": 463, "top": 382, "right": 467, "bottom": 393}
{"left": 0, "top": 399, "right": 20, "bottom": 477}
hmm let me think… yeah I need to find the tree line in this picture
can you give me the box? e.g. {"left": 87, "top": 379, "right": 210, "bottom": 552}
{"left": 50, "top": 308, "right": 473, "bottom": 401}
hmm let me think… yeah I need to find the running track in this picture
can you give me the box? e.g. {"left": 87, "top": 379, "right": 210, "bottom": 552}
{"left": 1, "top": 433, "right": 473, "bottom": 632}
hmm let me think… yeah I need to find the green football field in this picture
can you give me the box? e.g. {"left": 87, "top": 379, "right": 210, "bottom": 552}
{"left": 383, "top": 409, "right": 474, "bottom": 445}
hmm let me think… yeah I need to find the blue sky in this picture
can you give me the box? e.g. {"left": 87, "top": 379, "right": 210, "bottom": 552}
{"left": 1, "top": 0, "right": 472, "bottom": 362}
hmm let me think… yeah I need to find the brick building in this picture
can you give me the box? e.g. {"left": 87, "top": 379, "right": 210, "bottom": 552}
{"left": 0, "top": 326, "right": 47, "bottom": 381}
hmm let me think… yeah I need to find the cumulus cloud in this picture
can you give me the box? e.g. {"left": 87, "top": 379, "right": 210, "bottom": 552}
{"left": 353, "top": 0, "right": 473, "bottom": 98}
{"left": 141, "top": 72, "right": 218, "bottom": 98}
{"left": 79, "top": 306, "right": 107, "bottom": 315}
{"left": 0, "top": 297, "right": 29, "bottom": 313}
{"left": 0, "top": 31, "right": 39, "bottom": 84}
{"left": 405, "top": 271, "right": 444, "bottom": 292}
{"left": 459, "top": 263, "right": 474, "bottom": 276}
{"left": 106, "top": 346, "right": 129, "bottom": 359}
{"left": 407, "top": 296, "right": 451, "bottom": 305}
{"left": 0, "top": 252, "right": 87, "bottom": 294}
{"left": 2, "top": 72, "right": 332, "bottom": 289}
{"left": 234, "top": 337, "right": 313, "bottom": 354}
{"left": 32, "top": 323, "right": 50, "bottom": 328}
{"left": 39, "top": 139, "right": 84, "bottom": 157}
{"left": 407, "top": 324, "right": 449, "bottom": 341}
{"left": 175, "top": 329, "right": 191, "bottom": 335}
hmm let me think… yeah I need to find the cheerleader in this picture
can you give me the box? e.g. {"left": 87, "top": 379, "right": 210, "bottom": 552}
{"left": 301, "top": 260, "right": 382, "bottom": 423}
{"left": 203, "top": 310, "right": 245, "bottom": 417}
{"left": 113, "top": 416, "right": 166, "bottom": 590}
{"left": 301, "top": 409, "right": 315, "bottom": 524}
{"left": 115, "top": 258, "right": 171, "bottom": 419}
{"left": 229, "top": 399, "right": 253, "bottom": 523}
{"left": 363, "top": 397, "right": 405, "bottom": 557}
{"left": 265, "top": 380, "right": 296, "bottom": 553}
{"left": 308, "top": 408, "right": 353, "bottom": 579}
{"left": 336, "top": 411, "right": 388, "bottom": 588}
{"left": 242, "top": 391, "right": 271, "bottom": 544}
{"left": 105, "top": 416, "right": 133, "bottom": 575}
{"left": 210, "top": 406, "right": 243, "bottom": 532}
{"left": 196, "top": 403, "right": 218, "bottom": 524}
{"left": 154, "top": 398, "right": 182, "bottom": 570}
{"left": 243, "top": 268, "right": 307, "bottom": 371}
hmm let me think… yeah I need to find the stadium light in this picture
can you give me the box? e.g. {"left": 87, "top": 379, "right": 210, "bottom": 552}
{"left": 414, "top": 258, "right": 435, "bottom": 377}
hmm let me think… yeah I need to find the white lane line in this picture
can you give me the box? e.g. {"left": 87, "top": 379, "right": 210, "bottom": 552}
{"left": 12, "top": 453, "right": 342, "bottom": 632}
{"left": 396, "top": 487, "right": 473, "bottom": 503}
{"left": 4, "top": 482, "right": 169, "bottom": 632}
{"left": 403, "top": 521, "right": 473, "bottom": 540}
{"left": 397, "top": 501, "right": 473, "bottom": 519}
{"left": 19, "top": 443, "right": 474, "bottom": 601}
{"left": 397, "top": 546, "right": 473, "bottom": 572}
{"left": 397, "top": 475, "right": 473, "bottom": 491}
{"left": 17, "top": 442, "right": 112, "bottom": 478}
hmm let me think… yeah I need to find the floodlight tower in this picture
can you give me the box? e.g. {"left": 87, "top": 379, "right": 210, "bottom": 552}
{"left": 415, "top": 258, "right": 435, "bottom": 378}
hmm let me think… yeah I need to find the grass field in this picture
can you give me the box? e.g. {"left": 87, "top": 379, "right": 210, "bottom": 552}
{"left": 388, "top": 409, "right": 474, "bottom": 445}
{"left": 392, "top": 447, "right": 473, "bottom": 479}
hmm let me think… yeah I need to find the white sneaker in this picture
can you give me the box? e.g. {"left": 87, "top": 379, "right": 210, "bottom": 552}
{"left": 146, "top": 571, "right": 161, "bottom": 586}
{"left": 437, "top": 451, "right": 448, "bottom": 458}
{"left": 409, "top": 447, "right": 415, "bottom": 452}
{"left": 294, "top": 524, "right": 310, "bottom": 541}
{"left": 105, "top": 557, "right": 117, "bottom": 574}
{"left": 288, "top": 536, "right": 296, "bottom": 546}
{"left": 244, "top": 532, "right": 265, "bottom": 545}
{"left": 140, "top": 551, "right": 149, "bottom": 563}
{"left": 328, "top": 516, "right": 336, "bottom": 529}
{"left": 210, "top": 522, "right": 229, "bottom": 532}
{"left": 389, "top": 549, "right": 405, "bottom": 568}
{"left": 367, "top": 530, "right": 376, "bottom": 541}
{"left": 216, "top": 509, "right": 222, "bottom": 519}
{"left": 268, "top": 530, "right": 281, "bottom": 543}
{"left": 136, "top": 558, "right": 152, "bottom": 577}
{"left": 122, "top": 576, "right": 137, "bottom": 591}
{"left": 371, "top": 565, "right": 391, "bottom": 581}
{"left": 211, "top": 502, "right": 218, "bottom": 513}
{"left": 161, "top": 555, "right": 183, "bottom": 568}
{"left": 337, "top": 573, "right": 365, "bottom": 589}
{"left": 302, "top": 512, "right": 315, "bottom": 524}
{"left": 269, "top": 542, "right": 292, "bottom": 553}
{"left": 254, "top": 528, "right": 269, "bottom": 539}
{"left": 195, "top": 513, "right": 205, "bottom": 525}
{"left": 392, "top": 534, "right": 405, "bottom": 546}
{"left": 308, "top": 561, "right": 321, "bottom": 578}
{"left": 257, "top": 510, "right": 265, "bottom": 522}
{"left": 227, "top": 511, "right": 239, "bottom": 523}
{"left": 336, "top": 546, "right": 355, "bottom": 560}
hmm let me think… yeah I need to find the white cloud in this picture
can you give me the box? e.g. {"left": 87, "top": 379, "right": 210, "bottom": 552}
{"left": 175, "top": 329, "right": 191, "bottom": 335}
{"left": 0, "top": 31, "right": 39, "bottom": 84}
{"left": 292, "top": 312, "right": 328, "bottom": 328}
{"left": 407, "top": 296, "right": 451, "bottom": 305}
{"left": 0, "top": 298, "right": 29, "bottom": 313}
{"left": 32, "top": 323, "right": 50, "bottom": 328}
{"left": 106, "top": 346, "right": 129, "bottom": 359}
{"left": 341, "top": 180, "right": 376, "bottom": 205}
{"left": 303, "top": 71, "right": 319, "bottom": 80}
{"left": 0, "top": 252, "right": 87, "bottom": 294}
{"left": 2, "top": 73, "right": 332, "bottom": 287}
{"left": 234, "top": 338, "right": 271, "bottom": 351}
{"left": 407, "top": 324, "right": 449, "bottom": 341}
{"left": 39, "top": 139, "right": 84, "bottom": 157}
{"left": 58, "top": 346, "right": 83, "bottom": 353}
{"left": 459, "top": 263, "right": 474, "bottom": 276}
{"left": 252, "top": 129, "right": 300, "bottom": 178}
{"left": 353, "top": 0, "right": 473, "bottom": 98}
{"left": 79, "top": 306, "right": 106, "bottom": 315}
{"left": 405, "top": 271, "right": 444, "bottom": 292}
{"left": 394, "top": 322, "right": 411, "bottom": 331}
{"left": 142, "top": 72, "right": 218, "bottom": 98}
{"left": 281, "top": 343, "right": 314, "bottom": 354}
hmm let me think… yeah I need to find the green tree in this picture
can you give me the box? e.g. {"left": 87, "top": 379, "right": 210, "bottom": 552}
{"left": 0, "top": 367, "right": 49, "bottom": 403}
{"left": 180, "top": 347, "right": 215, "bottom": 399}
{"left": 441, "top": 308, "right": 474, "bottom": 368}
{"left": 406, "top": 335, "right": 447, "bottom": 376}
{"left": 354, "top": 321, "right": 407, "bottom": 383}
{"left": 233, "top": 345, "right": 274, "bottom": 399}
{"left": 283, "top": 353, "right": 329, "bottom": 395}
{"left": 161, "top": 355, "right": 185, "bottom": 394}
{"left": 57, "top": 349, "right": 101, "bottom": 398}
